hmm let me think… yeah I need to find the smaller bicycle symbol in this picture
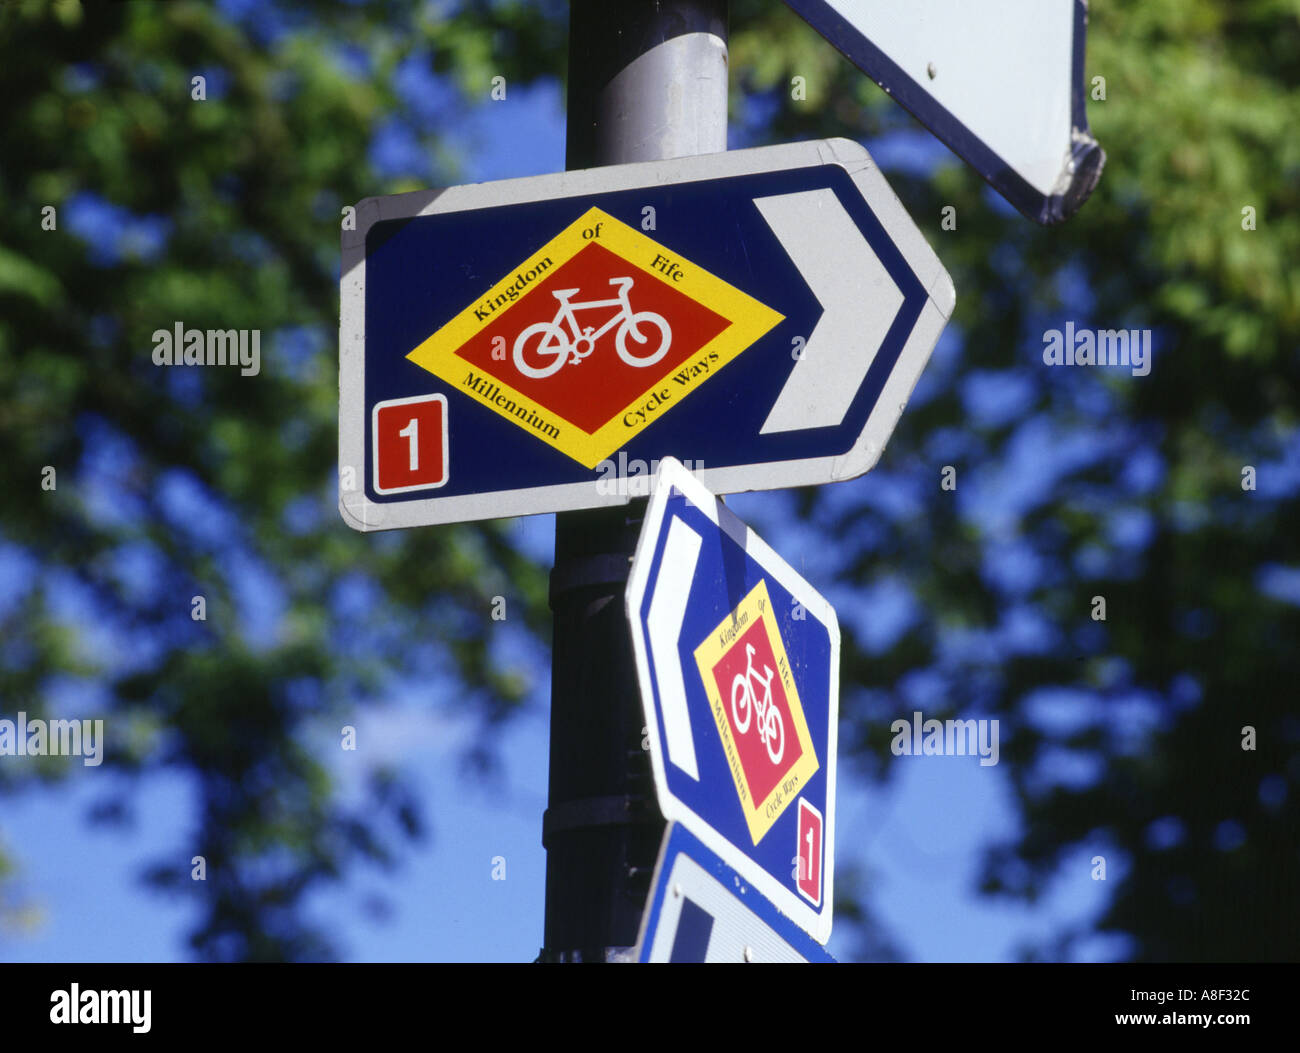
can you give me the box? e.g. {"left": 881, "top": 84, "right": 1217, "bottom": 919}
{"left": 730, "top": 642, "right": 785, "bottom": 765}
{"left": 513, "top": 276, "right": 672, "bottom": 379}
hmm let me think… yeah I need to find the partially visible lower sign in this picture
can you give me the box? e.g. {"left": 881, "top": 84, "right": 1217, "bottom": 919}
{"left": 636, "top": 823, "right": 836, "bottom": 963}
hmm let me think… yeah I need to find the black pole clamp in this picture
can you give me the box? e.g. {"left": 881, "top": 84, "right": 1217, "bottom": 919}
{"left": 541, "top": 793, "right": 660, "bottom": 849}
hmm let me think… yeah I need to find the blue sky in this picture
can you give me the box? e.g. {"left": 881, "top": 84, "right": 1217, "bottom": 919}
{"left": 0, "top": 28, "right": 1151, "bottom": 965}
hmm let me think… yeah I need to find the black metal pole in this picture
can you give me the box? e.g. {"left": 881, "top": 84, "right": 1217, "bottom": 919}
{"left": 541, "top": 0, "right": 729, "bottom": 962}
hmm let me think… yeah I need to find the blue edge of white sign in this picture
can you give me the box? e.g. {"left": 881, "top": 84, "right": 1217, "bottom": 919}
{"left": 637, "top": 823, "right": 837, "bottom": 964}
{"left": 784, "top": 0, "right": 1104, "bottom": 224}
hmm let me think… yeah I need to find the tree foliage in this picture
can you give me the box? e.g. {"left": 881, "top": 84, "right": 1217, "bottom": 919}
{"left": 734, "top": 0, "right": 1300, "bottom": 961}
{"left": 0, "top": 0, "right": 557, "bottom": 961}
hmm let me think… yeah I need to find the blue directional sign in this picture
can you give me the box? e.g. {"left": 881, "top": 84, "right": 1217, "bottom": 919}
{"left": 626, "top": 457, "right": 840, "bottom": 942}
{"left": 636, "top": 824, "right": 836, "bottom": 963}
{"left": 339, "top": 139, "right": 952, "bottom": 530}
{"left": 783, "top": 1, "right": 1105, "bottom": 224}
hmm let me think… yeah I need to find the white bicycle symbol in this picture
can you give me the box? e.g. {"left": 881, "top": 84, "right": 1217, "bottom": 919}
{"left": 730, "top": 642, "right": 785, "bottom": 765}
{"left": 512, "top": 276, "right": 672, "bottom": 379}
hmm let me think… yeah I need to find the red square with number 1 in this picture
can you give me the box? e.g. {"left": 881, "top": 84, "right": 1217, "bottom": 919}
{"left": 373, "top": 394, "right": 448, "bottom": 495}
{"left": 797, "top": 798, "right": 823, "bottom": 907}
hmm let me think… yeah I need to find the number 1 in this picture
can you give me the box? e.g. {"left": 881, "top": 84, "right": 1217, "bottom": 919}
{"left": 398, "top": 418, "right": 418, "bottom": 471}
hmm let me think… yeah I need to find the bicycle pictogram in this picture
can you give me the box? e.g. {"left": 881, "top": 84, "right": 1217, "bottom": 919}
{"left": 730, "top": 641, "right": 785, "bottom": 765}
{"left": 512, "top": 276, "right": 672, "bottom": 379}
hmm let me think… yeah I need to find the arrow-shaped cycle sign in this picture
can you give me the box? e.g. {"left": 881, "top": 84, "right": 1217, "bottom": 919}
{"left": 340, "top": 138, "right": 954, "bottom": 530}
{"left": 627, "top": 458, "right": 840, "bottom": 943}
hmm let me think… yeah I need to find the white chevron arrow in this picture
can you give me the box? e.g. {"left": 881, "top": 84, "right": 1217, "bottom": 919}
{"left": 646, "top": 514, "right": 703, "bottom": 780}
{"left": 754, "top": 188, "right": 906, "bottom": 435}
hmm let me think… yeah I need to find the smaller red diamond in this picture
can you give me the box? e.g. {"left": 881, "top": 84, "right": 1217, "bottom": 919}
{"left": 711, "top": 618, "right": 803, "bottom": 805}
